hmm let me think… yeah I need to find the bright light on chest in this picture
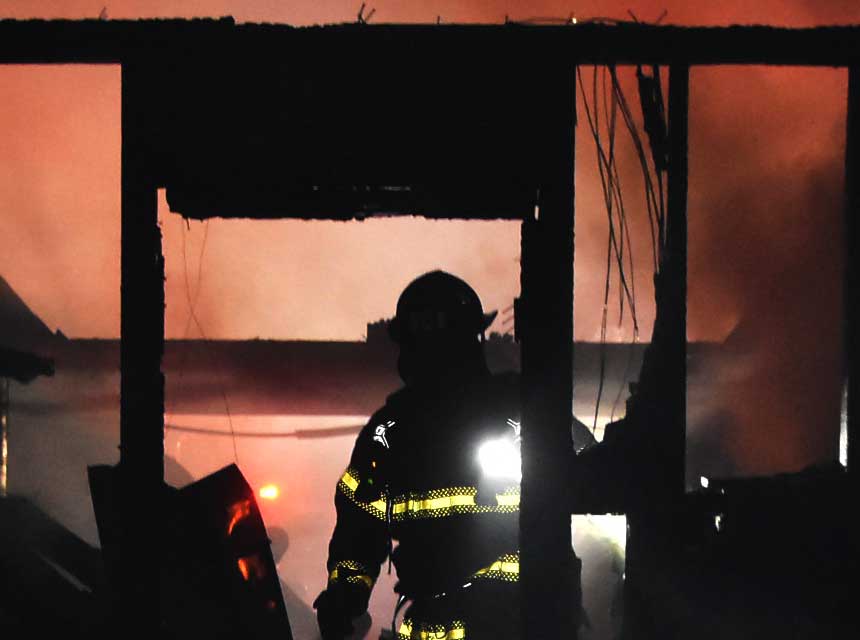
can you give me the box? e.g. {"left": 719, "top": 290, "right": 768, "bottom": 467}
{"left": 477, "top": 438, "right": 522, "bottom": 481}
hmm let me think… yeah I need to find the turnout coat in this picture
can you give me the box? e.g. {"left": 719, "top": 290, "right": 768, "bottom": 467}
{"left": 324, "top": 371, "right": 598, "bottom": 639}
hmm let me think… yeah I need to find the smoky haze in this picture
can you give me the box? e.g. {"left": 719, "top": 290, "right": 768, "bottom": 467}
{"left": 0, "top": 0, "right": 851, "bottom": 493}
{"left": 1, "top": 2, "right": 857, "bottom": 638}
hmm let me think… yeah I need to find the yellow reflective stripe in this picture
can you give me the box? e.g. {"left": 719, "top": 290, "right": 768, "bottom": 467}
{"left": 336, "top": 468, "right": 387, "bottom": 520}
{"left": 340, "top": 473, "right": 520, "bottom": 522}
{"left": 474, "top": 560, "right": 519, "bottom": 577}
{"left": 329, "top": 561, "right": 375, "bottom": 590}
{"left": 340, "top": 470, "right": 359, "bottom": 492}
{"left": 347, "top": 574, "right": 374, "bottom": 589}
{"left": 398, "top": 619, "right": 466, "bottom": 640}
{"left": 495, "top": 492, "right": 520, "bottom": 507}
{"left": 329, "top": 560, "right": 363, "bottom": 581}
{"left": 393, "top": 493, "right": 476, "bottom": 515}
{"left": 390, "top": 486, "right": 520, "bottom": 521}
{"left": 473, "top": 552, "right": 520, "bottom": 582}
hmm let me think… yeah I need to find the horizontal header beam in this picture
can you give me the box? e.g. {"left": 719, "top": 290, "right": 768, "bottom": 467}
{"left": 1, "top": 19, "right": 859, "bottom": 67}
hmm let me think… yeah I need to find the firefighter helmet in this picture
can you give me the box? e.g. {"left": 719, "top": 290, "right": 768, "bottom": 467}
{"left": 388, "top": 271, "right": 497, "bottom": 344}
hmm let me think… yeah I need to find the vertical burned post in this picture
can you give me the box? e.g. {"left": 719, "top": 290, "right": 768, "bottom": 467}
{"left": 621, "top": 64, "right": 689, "bottom": 640}
{"left": 846, "top": 65, "right": 860, "bottom": 485}
{"left": 519, "top": 63, "right": 576, "bottom": 640}
{"left": 119, "top": 61, "right": 164, "bottom": 634}
{"left": 665, "top": 64, "right": 689, "bottom": 502}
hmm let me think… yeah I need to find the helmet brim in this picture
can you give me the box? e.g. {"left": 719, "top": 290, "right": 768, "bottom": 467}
{"left": 388, "top": 309, "right": 499, "bottom": 344}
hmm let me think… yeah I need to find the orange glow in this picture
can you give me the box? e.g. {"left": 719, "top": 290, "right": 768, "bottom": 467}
{"left": 237, "top": 557, "right": 251, "bottom": 581}
{"left": 237, "top": 554, "right": 267, "bottom": 582}
{"left": 259, "top": 484, "right": 280, "bottom": 500}
{"left": 227, "top": 499, "right": 252, "bottom": 535}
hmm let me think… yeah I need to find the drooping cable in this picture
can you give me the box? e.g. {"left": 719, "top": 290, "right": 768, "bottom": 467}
{"left": 578, "top": 65, "right": 646, "bottom": 436}
{"left": 605, "top": 65, "right": 669, "bottom": 423}
{"left": 578, "top": 67, "right": 639, "bottom": 322}
{"left": 577, "top": 63, "right": 673, "bottom": 434}
{"left": 176, "top": 219, "right": 240, "bottom": 466}
{"left": 174, "top": 219, "right": 209, "bottom": 384}
{"left": 610, "top": 66, "right": 667, "bottom": 268}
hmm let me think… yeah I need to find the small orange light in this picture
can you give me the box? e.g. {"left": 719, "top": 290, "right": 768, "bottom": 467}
{"left": 237, "top": 554, "right": 267, "bottom": 582}
{"left": 259, "top": 484, "right": 279, "bottom": 500}
{"left": 227, "top": 499, "right": 252, "bottom": 535}
{"left": 238, "top": 557, "right": 251, "bottom": 581}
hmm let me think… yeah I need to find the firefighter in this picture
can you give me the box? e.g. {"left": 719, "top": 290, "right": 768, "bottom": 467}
{"left": 314, "top": 270, "right": 596, "bottom": 640}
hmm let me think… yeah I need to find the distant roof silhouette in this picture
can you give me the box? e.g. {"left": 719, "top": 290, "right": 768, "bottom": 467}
{"left": 0, "top": 274, "right": 57, "bottom": 352}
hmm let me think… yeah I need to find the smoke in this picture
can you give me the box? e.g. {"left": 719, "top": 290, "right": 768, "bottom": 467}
{"left": 1, "top": 5, "right": 857, "bottom": 636}
{"left": 0, "top": 64, "right": 121, "bottom": 339}
{"left": 0, "top": 1, "right": 851, "bottom": 489}
{"left": 681, "top": 65, "right": 846, "bottom": 478}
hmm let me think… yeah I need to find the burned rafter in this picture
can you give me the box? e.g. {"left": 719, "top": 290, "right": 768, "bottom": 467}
{"left": 2, "top": 19, "right": 860, "bottom": 66}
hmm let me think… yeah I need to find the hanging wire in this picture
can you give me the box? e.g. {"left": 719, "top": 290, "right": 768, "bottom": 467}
{"left": 507, "top": 17, "right": 669, "bottom": 436}
{"left": 176, "top": 219, "right": 240, "bottom": 466}
{"left": 578, "top": 65, "right": 645, "bottom": 434}
{"left": 174, "top": 220, "right": 209, "bottom": 384}
{"left": 578, "top": 66, "right": 613, "bottom": 433}
{"left": 606, "top": 66, "right": 670, "bottom": 425}
{"left": 609, "top": 66, "right": 667, "bottom": 268}
{"left": 181, "top": 219, "right": 210, "bottom": 339}
{"left": 578, "top": 66, "right": 639, "bottom": 320}
{"left": 577, "top": 62, "right": 672, "bottom": 434}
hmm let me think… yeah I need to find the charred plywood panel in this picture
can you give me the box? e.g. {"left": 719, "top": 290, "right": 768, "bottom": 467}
{"left": 152, "top": 27, "right": 541, "bottom": 220}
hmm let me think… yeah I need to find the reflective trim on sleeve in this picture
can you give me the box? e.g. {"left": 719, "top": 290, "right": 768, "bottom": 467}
{"left": 392, "top": 489, "right": 477, "bottom": 517}
{"left": 472, "top": 552, "right": 519, "bottom": 583}
{"left": 328, "top": 560, "right": 375, "bottom": 590}
{"left": 494, "top": 487, "right": 520, "bottom": 507}
{"left": 390, "top": 486, "right": 520, "bottom": 521}
{"left": 337, "top": 468, "right": 387, "bottom": 520}
{"left": 347, "top": 574, "right": 375, "bottom": 589}
{"left": 398, "top": 618, "right": 466, "bottom": 640}
{"left": 340, "top": 469, "right": 360, "bottom": 492}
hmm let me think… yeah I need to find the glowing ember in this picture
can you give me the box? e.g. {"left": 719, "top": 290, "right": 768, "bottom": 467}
{"left": 238, "top": 557, "right": 251, "bottom": 581}
{"left": 227, "top": 499, "right": 252, "bottom": 535}
{"left": 237, "top": 554, "right": 267, "bottom": 582}
{"left": 259, "top": 484, "right": 280, "bottom": 500}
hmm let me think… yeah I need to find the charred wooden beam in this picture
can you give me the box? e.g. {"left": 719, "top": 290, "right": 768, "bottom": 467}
{"left": 665, "top": 64, "right": 689, "bottom": 501}
{"left": 119, "top": 62, "right": 164, "bottom": 635}
{"left": 284, "top": 22, "right": 860, "bottom": 67}
{"left": 2, "top": 20, "right": 860, "bottom": 67}
{"left": 519, "top": 64, "right": 576, "bottom": 640}
{"left": 0, "top": 18, "right": 235, "bottom": 64}
{"left": 620, "top": 65, "right": 689, "bottom": 640}
{"left": 846, "top": 66, "right": 860, "bottom": 484}
{"left": 166, "top": 184, "right": 534, "bottom": 222}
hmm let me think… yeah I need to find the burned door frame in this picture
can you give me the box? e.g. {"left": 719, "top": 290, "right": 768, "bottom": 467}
{"left": 1, "top": 19, "right": 859, "bottom": 640}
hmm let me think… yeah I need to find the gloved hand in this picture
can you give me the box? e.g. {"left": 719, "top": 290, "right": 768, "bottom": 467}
{"left": 313, "top": 587, "right": 356, "bottom": 640}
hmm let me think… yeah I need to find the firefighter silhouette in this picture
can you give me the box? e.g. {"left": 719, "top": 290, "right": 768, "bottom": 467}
{"left": 314, "top": 271, "right": 600, "bottom": 640}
